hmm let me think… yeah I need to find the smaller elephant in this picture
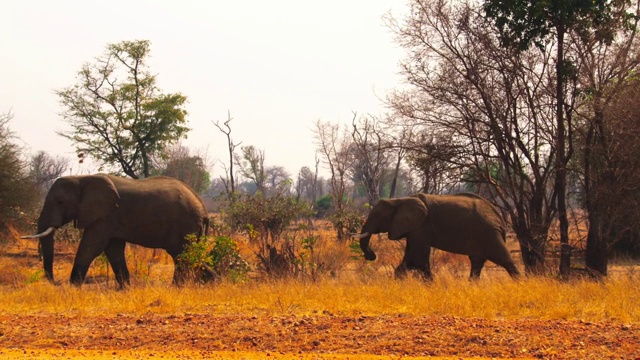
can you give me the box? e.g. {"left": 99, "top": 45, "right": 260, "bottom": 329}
{"left": 356, "top": 193, "right": 520, "bottom": 280}
{"left": 22, "top": 174, "right": 210, "bottom": 287}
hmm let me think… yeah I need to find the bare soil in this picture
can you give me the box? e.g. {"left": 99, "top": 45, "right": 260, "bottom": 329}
{"left": 1, "top": 312, "right": 638, "bottom": 359}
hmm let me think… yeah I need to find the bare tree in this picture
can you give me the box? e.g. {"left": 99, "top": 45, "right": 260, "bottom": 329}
{"left": 383, "top": 122, "right": 411, "bottom": 198}
{"left": 265, "top": 165, "right": 291, "bottom": 195}
{"left": 573, "top": 7, "right": 640, "bottom": 275}
{"left": 313, "top": 119, "right": 354, "bottom": 240}
{"left": 296, "top": 156, "right": 321, "bottom": 213}
{"left": 213, "top": 111, "right": 241, "bottom": 196}
{"left": 402, "top": 132, "right": 461, "bottom": 194}
{"left": 351, "top": 113, "right": 389, "bottom": 206}
{"left": 387, "top": 0, "right": 561, "bottom": 273}
{"left": 30, "top": 151, "right": 70, "bottom": 196}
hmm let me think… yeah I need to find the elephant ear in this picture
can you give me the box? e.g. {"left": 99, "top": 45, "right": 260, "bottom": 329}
{"left": 388, "top": 197, "right": 428, "bottom": 240}
{"left": 77, "top": 175, "right": 120, "bottom": 229}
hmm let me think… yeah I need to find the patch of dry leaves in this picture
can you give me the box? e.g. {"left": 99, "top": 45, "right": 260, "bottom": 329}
{"left": 1, "top": 313, "right": 638, "bottom": 359}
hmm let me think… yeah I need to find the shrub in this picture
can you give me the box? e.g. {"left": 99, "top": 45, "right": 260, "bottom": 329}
{"left": 208, "top": 235, "right": 250, "bottom": 282}
{"left": 177, "top": 234, "right": 249, "bottom": 283}
{"left": 329, "top": 207, "right": 364, "bottom": 242}
{"left": 223, "top": 192, "right": 311, "bottom": 277}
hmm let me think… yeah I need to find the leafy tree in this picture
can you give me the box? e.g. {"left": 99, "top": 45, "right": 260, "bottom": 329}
{"left": 314, "top": 194, "right": 333, "bottom": 218}
{"left": 296, "top": 166, "right": 317, "bottom": 202}
{"left": 235, "top": 145, "right": 265, "bottom": 194}
{"left": 265, "top": 165, "right": 292, "bottom": 195}
{"left": 484, "top": 0, "right": 635, "bottom": 276}
{"left": 0, "top": 112, "right": 38, "bottom": 238}
{"left": 156, "top": 145, "right": 211, "bottom": 193}
{"left": 56, "top": 40, "right": 189, "bottom": 179}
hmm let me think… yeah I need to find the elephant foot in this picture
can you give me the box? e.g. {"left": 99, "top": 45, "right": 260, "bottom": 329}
{"left": 416, "top": 269, "right": 433, "bottom": 282}
{"left": 394, "top": 265, "right": 408, "bottom": 279}
{"left": 69, "top": 272, "right": 84, "bottom": 287}
{"left": 507, "top": 268, "right": 521, "bottom": 279}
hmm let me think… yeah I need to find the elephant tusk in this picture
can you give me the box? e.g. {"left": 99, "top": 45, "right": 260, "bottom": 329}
{"left": 352, "top": 232, "right": 370, "bottom": 239}
{"left": 20, "top": 226, "right": 55, "bottom": 239}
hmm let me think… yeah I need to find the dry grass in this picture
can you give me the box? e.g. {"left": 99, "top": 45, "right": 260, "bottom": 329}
{"left": 1, "top": 274, "right": 639, "bottom": 323}
{"left": 2, "top": 220, "right": 640, "bottom": 325}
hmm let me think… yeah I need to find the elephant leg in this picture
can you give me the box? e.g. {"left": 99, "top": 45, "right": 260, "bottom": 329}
{"left": 104, "top": 239, "right": 130, "bottom": 289}
{"left": 403, "top": 237, "right": 432, "bottom": 280}
{"left": 394, "top": 261, "right": 408, "bottom": 279}
{"left": 497, "top": 260, "right": 521, "bottom": 279}
{"left": 172, "top": 257, "right": 186, "bottom": 285}
{"left": 411, "top": 263, "right": 433, "bottom": 281}
{"left": 487, "top": 250, "right": 521, "bottom": 279}
{"left": 167, "top": 245, "right": 188, "bottom": 286}
{"left": 469, "top": 255, "right": 486, "bottom": 280}
{"left": 70, "top": 233, "right": 110, "bottom": 286}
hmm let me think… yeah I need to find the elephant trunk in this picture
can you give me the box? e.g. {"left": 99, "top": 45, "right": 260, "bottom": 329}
{"left": 36, "top": 212, "right": 57, "bottom": 282}
{"left": 38, "top": 228, "right": 55, "bottom": 282}
{"left": 359, "top": 232, "right": 377, "bottom": 261}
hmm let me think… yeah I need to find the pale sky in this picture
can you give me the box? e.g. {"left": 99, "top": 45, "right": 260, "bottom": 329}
{"left": 1, "top": 0, "right": 405, "bottom": 178}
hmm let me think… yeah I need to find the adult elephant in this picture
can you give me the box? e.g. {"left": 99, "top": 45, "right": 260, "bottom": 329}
{"left": 356, "top": 193, "right": 520, "bottom": 280}
{"left": 22, "top": 174, "right": 210, "bottom": 287}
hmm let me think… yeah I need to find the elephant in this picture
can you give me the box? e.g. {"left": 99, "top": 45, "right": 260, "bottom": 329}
{"left": 356, "top": 193, "right": 520, "bottom": 280}
{"left": 22, "top": 174, "right": 210, "bottom": 287}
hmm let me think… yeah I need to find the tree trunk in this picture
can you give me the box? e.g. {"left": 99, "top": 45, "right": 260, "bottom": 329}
{"left": 513, "top": 218, "right": 546, "bottom": 274}
{"left": 585, "top": 211, "right": 608, "bottom": 277}
{"left": 584, "top": 100, "right": 611, "bottom": 277}
{"left": 389, "top": 153, "right": 403, "bottom": 199}
{"left": 555, "top": 25, "right": 572, "bottom": 278}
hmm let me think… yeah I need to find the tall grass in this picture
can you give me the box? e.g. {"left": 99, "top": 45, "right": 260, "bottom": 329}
{"left": 3, "top": 227, "right": 639, "bottom": 323}
{"left": 2, "top": 274, "right": 639, "bottom": 323}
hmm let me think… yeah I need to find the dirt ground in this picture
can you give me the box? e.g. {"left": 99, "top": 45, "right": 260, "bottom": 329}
{"left": 1, "top": 312, "right": 638, "bottom": 359}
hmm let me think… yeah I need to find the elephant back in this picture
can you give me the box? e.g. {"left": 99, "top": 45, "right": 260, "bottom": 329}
{"left": 453, "top": 193, "right": 507, "bottom": 240}
{"left": 106, "top": 175, "right": 208, "bottom": 244}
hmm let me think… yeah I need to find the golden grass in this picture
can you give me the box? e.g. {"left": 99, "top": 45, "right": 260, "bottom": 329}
{"left": 1, "top": 274, "right": 639, "bottom": 323}
{"left": 3, "top": 222, "right": 639, "bottom": 324}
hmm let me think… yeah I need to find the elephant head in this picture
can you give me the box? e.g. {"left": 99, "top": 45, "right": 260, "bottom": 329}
{"left": 22, "top": 175, "right": 120, "bottom": 282}
{"left": 358, "top": 197, "right": 428, "bottom": 261}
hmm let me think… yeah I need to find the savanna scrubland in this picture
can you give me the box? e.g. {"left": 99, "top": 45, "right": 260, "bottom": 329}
{"left": 1, "top": 223, "right": 639, "bottom": 359}
{"left": 4, "top": 0, "right": 640, "bottom": 359}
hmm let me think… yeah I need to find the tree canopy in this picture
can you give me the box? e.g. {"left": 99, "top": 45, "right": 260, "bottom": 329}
{"left": 56, "top": 40, "right": 189, "bottom": 179}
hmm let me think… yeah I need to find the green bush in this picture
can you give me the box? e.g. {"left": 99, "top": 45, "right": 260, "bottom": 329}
{"left": 314, "top": 194, "right": 332, "bottom": 218}
{"left": 208, "top": 235, "right": 250, "bottom": 282}
{"left": 329, "top": 207, "right": 364, "bottom": 242}
{"left": 177, "top": 234, "right": 249, "bottom": 283}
